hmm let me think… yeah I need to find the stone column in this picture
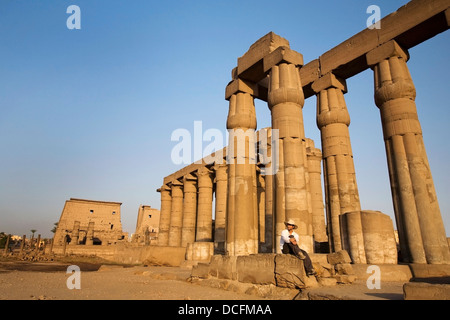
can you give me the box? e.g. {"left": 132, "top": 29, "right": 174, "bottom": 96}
{"left": 267, "top": 55, "right": 314, "bottom": 253}
{"left": 306, "top": 139, "right": 328, "bottom": 245}
{"left": 20, "top": 235, "right": 26, "bottom": 254}
{"left": 312, "top": 72, "right": 361, "bottom": 252}
{"left": 86, "top": 222, "right": 94, "bottom": 245}
{"left": 168, "top": 181, "right": 183, "bottom": 247}
{"left": 213, "top": 163, "right": 228, "bottom": 254}
{"left": 181, "top": 174, "right": 197, "bottom": 247}
{"left": 196, "top": 167, "right": 214, "bottom": 242}
{"left": 70, "top": 221, "right": 80, "bottom": 245}
{"left": 258, "top": 127, "right": 274, "bottom": 253}
{"left": 3, "top": 235, "right": 10, "bottom": 256}
{"left": 257, "top": 170, "right": 266, "bottom": 251}
{"left": 367, "top": 40, "right": 450, "bottom": 264}
{"left": 226, "top": 81, "right": 258, "bottom": 256}
{"left": 157, "top": 185, "right": 172, "bottom": 246}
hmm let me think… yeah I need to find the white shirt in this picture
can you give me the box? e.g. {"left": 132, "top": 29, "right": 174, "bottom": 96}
{"left": 280, "top": 229, "right": 300, "bottom": 251}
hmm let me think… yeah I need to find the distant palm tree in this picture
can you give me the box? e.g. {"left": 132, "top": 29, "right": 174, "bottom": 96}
{"left": 30, "top": 229, "right": 37, "bottom": 238}
{"left": 51, "top": 222, "right": 58, "bottom": 234}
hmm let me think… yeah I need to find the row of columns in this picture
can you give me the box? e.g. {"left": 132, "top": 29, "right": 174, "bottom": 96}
{"left": 157, "top": 165, "right": 228, "bottom": 254}
{"left": 158, "top": 38, "right": 448, "bottom": 264}
{"left": 310, "top": 40, "right": 448, "bottom": 264}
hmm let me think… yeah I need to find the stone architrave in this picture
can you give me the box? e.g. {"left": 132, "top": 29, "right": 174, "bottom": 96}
{"left": 266, "top": 51, "right": 314, "bottom": 254}
{"left": 367, "top": 40, "right": 450, "bottom": 264}
{"left": 213, "top": 163, "right": 228, "bottom": 254}
{"left": 181, "top": 174, "right": 197, "bottom": 247}
{"left": 312, "top": 73, "right": 361, "bottom": 252}
{"left": 226, "top": 81, "right": 258, "bottom": 256}
{"left": 156, "top": 185, "right": 172, "bottom": 246}
{"left": 168, "top": 180, "right": 183, "bottom": 247}
{"left": 196, "top": 167, "right": 214, "bottom": 242}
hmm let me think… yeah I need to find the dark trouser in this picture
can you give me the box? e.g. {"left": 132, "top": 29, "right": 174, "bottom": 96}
{"left": 282, "top": 243, "right": 314, "bottom": 274}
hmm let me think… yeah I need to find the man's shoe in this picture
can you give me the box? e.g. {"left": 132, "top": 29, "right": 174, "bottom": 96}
{"left": 307, "top": 270, "right": 317, "bottom": 276}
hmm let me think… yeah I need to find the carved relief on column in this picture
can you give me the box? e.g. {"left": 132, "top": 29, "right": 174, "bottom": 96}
{"left": 312, "top": 73, "right": 361, "bottom": 252}
{"left": 181, "top": 174, "right": 197, "bottom": 247}
{"left": 196, "top": 167, "right": 214, "bottom": 242}
{"left": 157, "top": 184, "right": 172, "bottom": 246}
{"left": 367, "top": 40, "right": 450, "bottom": 264}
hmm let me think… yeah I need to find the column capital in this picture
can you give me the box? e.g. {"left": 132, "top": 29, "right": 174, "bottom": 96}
{"left": 157, "top": 184, "right": 171, "bottom": 193}
{"left": 263, "top": 46, "right": 304, "bottom": 74}
{"left": 183, "top": 173, "right": 197, "bottom": 182}
{"left": 225, "top": 78, "right": 259, "bottom": 101}
{"left": 170, "top": 179, "right": 183, "bottom": 188}
{"left": 311, "top": 72, "right": 347, "bottom": 94}
{"left": 366, "top": 40, "right": 409, "bottom": 67}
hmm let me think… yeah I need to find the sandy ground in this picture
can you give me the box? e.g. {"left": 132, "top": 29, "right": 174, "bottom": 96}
{"left": 0, "top": 256, "right": 409, "bottom": 301}
{"left": 0, "top": 259, "right": 270, "bottom": 300}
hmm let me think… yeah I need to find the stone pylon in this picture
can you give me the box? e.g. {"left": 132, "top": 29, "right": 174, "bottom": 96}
{"left": 367, "top": 40, "right": 450, "bottom": 264}
{"left": 156, "top": 184, "right": 172, "bottom": 246}
{"left": 226, "top": 85, "right": 258, "bottom": 256}
{"left": 181, "top": 174, "right": 197, "bottom": 247}
{"left": 312, "top": 73, "right": 361, "bottom": 252}
{"left": 267, "top": 58, "right": 314, "bottom": 253}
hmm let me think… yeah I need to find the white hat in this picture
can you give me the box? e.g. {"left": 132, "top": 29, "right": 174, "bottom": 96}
{"left": 284, "top": 219, "right": 298, "bottom": 229}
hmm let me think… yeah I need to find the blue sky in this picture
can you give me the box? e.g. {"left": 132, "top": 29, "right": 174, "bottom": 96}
{"left": 0, "top": 0, "right": 448, "bottom": 238}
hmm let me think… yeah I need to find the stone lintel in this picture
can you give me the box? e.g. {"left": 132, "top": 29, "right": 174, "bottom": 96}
{"left": 231, "top": 67, "right": 238, "bottom": 80}
{"left": 366, "top": 40, "right": 410, "bottom": 67}
{"left": 225, "top": 78, "right": 259, "bottom": 100}
{"left": 263, "top": 46, "right": 304, "bottom": 73}
{"left": 300, "top": 59, "right": 320, "bottom": 98}
{"left": 300, "top": 0, "right": 449, "bottom": 92}
{"left": 311, "top": 72, "right": 347, "bottom": 94}
{"left": 237, "top": 32, "right": 290, "bottom": 83}
{"left": 446, "top": 8, "right": 450, "bottom": 27}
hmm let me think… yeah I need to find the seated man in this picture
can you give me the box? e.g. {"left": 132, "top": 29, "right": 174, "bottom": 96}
{"left": 280, "top": 219, "right": 316, "bottom": 276}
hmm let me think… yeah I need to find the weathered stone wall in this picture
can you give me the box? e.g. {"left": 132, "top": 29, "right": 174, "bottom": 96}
{"left": 53, "top": 198, "right": 126, "bottom": 246}
{"left": 133, "top": 205, "right": 160, "bottom": 244}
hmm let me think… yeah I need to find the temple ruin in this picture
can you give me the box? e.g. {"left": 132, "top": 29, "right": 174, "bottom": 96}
{"left": 156, "top": 0, "right": 450, "bottom": 269}
{"left": 53, "top": 198, "right": 128, "bottom": 246}
{"left": 132, "top": 205, "right": 161, "bottom": 245}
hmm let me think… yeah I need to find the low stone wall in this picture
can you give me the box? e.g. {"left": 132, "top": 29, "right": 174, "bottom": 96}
{"left": 403, "top": 282, "right": 450, "bottom": 300}
{"left": 192, "top": 254, "right": 319, "bottom": 290}
{"left": 190, "top": 250, "right": 425, "bottom": 290}
{"left": 47, "top": 244, "right": 187, "bottom": 267}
